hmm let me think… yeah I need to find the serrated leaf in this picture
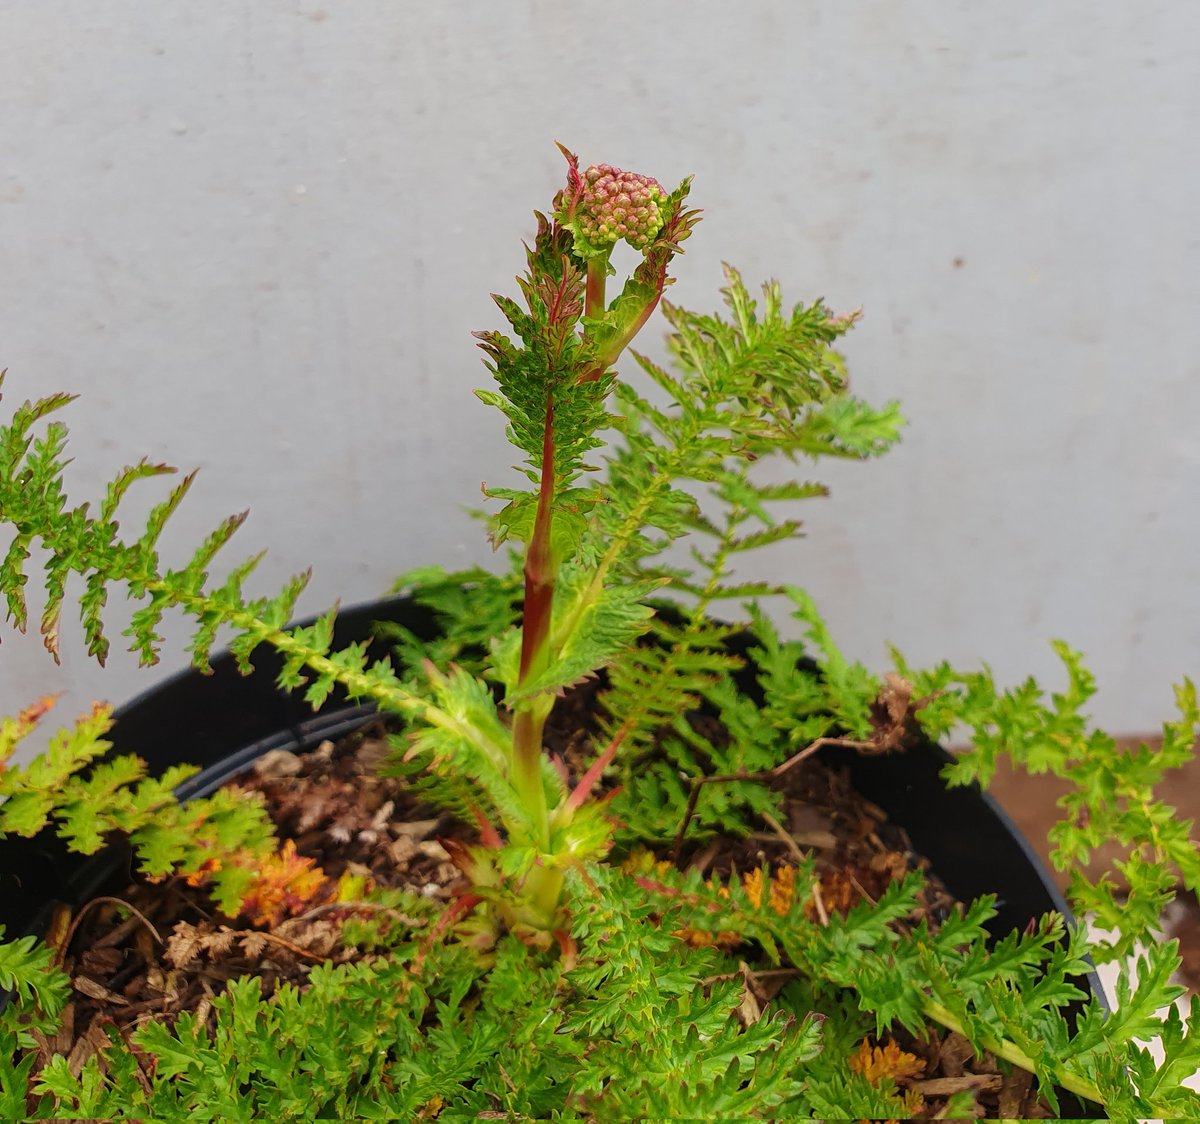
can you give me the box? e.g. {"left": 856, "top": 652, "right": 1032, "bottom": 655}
{"left": 511, "top": 581, "right": 657, "bottom": 702}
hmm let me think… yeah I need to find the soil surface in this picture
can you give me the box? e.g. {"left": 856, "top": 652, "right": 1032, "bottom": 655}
{"left": 38, "top": 714, "right": 1072, "bottom": 1119}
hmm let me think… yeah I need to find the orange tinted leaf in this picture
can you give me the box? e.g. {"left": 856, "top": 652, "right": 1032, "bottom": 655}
{"left": 185, "top": 856, "right": 223, "bottom": 887}
{"left": 741, "top": 865, "right": 797, "bottom": 916}
{"left": 767, "top": 865, "right": 796, "bottom": 916}
{"left": 849, "top": 1038, "right": 926, "bottom": 1086}
{"left": 238, "top": 840, "right": 329, "bottom": 927}
{"left": 742, "top": 868, "right": 765, "bottom": 911}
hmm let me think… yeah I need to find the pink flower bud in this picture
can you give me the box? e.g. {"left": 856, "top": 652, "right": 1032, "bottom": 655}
{"left": 572, "top": 162, "right": 667, "bottom": 252}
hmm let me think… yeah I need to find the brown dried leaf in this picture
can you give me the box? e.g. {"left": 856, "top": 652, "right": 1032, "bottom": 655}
{"left": 731, "top": 961, "right": 778, "bottom": 1028}
{"left": 144, "top": 964, "right": 177, "bottom": 999}
{"left": 735, "top": 981, "right": 762, "bottom": 1028}
{"left": 859, "top": 672, "right": 933, "bottom": 756}
{"left": 206, "top": 927, "right": 238, "bottom": 958}
{"left": 275, "top": 918, "right": 340, "bottom": 957}
{"left": 192, "top": 994, "right": 213, "bottom": 1033}
{"left": 239, "top": 932, "right": 269, "bottom": 960}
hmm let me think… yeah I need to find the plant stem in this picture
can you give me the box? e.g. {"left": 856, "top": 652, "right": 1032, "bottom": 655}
{"left": 581, "top": 250, "right": 669, "bottom": 382}
{"left": 518, "top": 396, "right": 556, "bottom": 686}
{"left": 585, "top": 256, "right": 607, "bottom": 320}
{"left": 922, "top": 999, "right": 1104, "bottom": 1109}
{"left": 510, "top": 707, "right": 550, "bottom": 848}
{"left": 511, "top": 395, "right": 558, "bottom": 849}
{"left": 588, "top": 297, "right": 660, "bottom": 379}
{"left": 522, "top": 863, "right": 565, "bottom": 927}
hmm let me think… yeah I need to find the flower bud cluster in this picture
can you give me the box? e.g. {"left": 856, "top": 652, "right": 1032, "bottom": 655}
{"left": 575, "top": 164, "right": 667, "bottom": 251}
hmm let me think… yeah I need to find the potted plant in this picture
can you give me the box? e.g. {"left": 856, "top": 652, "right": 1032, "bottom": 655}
{"left": 1, "top": 146, "right": 1197, "bottom": 1119}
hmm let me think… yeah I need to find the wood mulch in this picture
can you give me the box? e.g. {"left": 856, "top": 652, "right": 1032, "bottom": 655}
{"left": 33, "top": 712, "right": 1073, "bottom": 1118}
{"left": 32, "top": 723, "right": 465, "bottom": 1080}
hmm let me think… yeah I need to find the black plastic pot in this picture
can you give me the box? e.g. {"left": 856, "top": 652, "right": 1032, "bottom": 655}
{"left": 0, "top": 595, "right": 1105, "bottom": 1113}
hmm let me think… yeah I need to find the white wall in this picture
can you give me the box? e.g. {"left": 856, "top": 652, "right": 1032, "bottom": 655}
{"left": 2, "top": 2, "right": 1198, "bottom": 749}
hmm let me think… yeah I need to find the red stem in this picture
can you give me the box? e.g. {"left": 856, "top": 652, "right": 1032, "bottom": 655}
{"left": 519, "top": 397, "right": 556, "bottom": 683}
{"left": 565, "top": 727, "right": 625, "bottom": 813}
{"left": 511, "top": 395, "right": 558, "bottom": 849}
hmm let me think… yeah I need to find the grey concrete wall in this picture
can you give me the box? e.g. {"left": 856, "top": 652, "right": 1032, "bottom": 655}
{"left": 2, "top": 2, "right": 1198, "bottom": 751}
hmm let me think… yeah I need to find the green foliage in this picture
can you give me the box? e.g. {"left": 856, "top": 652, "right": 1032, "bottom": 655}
{"left": 0, "top": 929, "right": 69, "bottom": 1026}
{"left": 600, "top": 613, "right": 745, "bottom": 750}
{"left": 382, "top": 563, "right": 522, "bottom": 674}
{"left": 0, "top": 374, "right": 439, "bottom": 730}
{"left": 584, "top": 270, "right": 901, "bottom": 839}
{"left": 608, "top": 591, "right": 884, "bottom": 845}
{"left": 897, "top": 642, "right": 1200, "bottom": 961}
{"left": 0, "top": 698, "right": 277, "bottom": 914}
{"left": 651, "top": 853, "right": 1200, "bottom": 1119}
{"left": 12, "top": 866, "right": 832, "bottom": 1121}
{"left": 473, "top": 209, "right": 613, "bottom": 555}
{"left": 27, "top": 957, "right": 431, "bottom": 1120}
{"left": 576, "top": 271, "right": 900, "bottom": 846}
{"left": 407, "top": 661, "right": 545, "bottom": 838}
{"left": 612, "top": 671, "right": 790, "bottom": 845}
{"left": 3, "top": 149, "right": 1200, "bottom": 1119}
{"left": 485, "top": 571, "right": 659, "bottom": 708}
{"left": 590, "top": 268, "right": 903, "bottom": 592}
{"left": 563, "top": 865, "right": 824, "bottom": 1117}
{"left": 17, "top": 857, "right": 1196, "bottom": 1122}
{"left": 779, "top": 587, "right": 880, "bottom": 739}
